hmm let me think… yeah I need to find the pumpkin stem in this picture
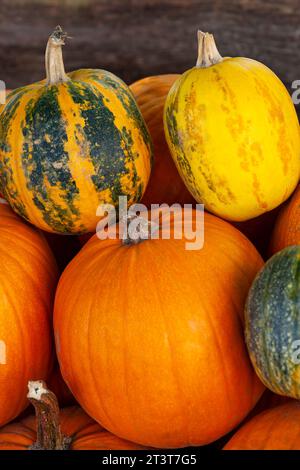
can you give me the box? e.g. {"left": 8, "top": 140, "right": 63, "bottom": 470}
{"left": 196, "top": 31, "right": 223, "bottom": 68}
{"left": 27, "top": 380, "right": 71, "bottom": 450}
{"left": 45, "top": 26, "right": 70, "bottom": 85}
{"left": 121, "top": 213, "right": 155, "bottom": 246}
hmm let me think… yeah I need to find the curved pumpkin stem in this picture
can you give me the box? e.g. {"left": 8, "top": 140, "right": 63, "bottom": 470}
{"left": 45, "top": 26, "right": 70, "bottom": 85}
{"left": 121, "top": 213, "right": 155, "bottom": 246}
{"left": 27, "top": 380, "right": 71, "bottom": 450}
{"left": 196, "top": 31, "right": 223, "bottom": 68}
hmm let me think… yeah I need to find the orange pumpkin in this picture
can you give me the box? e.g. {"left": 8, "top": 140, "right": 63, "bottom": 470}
{"left": 0, "top": 202, "right": 58, "bottom": 426}
{"left": 54, "top": 208, "right": 264, "bottom": 448}
{"left": 0, "top": 381, "right": 146, "bottom": 450}
{"left": 224, "top": 401, "right": 300, "bottom": 450}
{"left": 130, "top": 75, "right": 195, "bottom": 206}
{"left": 269, "top": 184, "right": 300, "bottom": 255}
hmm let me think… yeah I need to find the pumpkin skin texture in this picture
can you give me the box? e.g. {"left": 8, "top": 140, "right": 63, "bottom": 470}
{"left": 270, "top": 185, "right": 300, "bottom": 255}
{"left": 164, "top": 32, "right": 300, "bottom": 222}
{"left": 0, "top": 202, "right": 58, "bottom": 426}
{"left": 0, "top": 29, "right": 152, "bottom": 234}
{"left": 0, "top": 406, "right": 147, "bottom": 450}
{"left": 224, "top": 401, "right": 300, "bottom": 450}
{"left": 245, "top": 245, "right": 300, "bottom": 398}
{"left": 54, "top": 208, "right": 264, "bottom": 448}
{"left": 130, "top": 75, "right": 195, "bottom": 206}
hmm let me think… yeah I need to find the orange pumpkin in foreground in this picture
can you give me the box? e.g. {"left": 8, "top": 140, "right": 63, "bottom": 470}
{"left": 54, "top": 208, "right": 264, "bottom": 448}
{"left": 130, "top": 75, "right": 195, "bottom": 206}
{"left": 0, "top": 202, "right": 58, "bottom": 427}
{"left": 224, "top": 401, "right": 300, "bottom": 450}
{"left": 269, "top": 184, "right": 300, "bottom": 255}
{"left": 0, "top": 381, "right": 146, "bottom": 450}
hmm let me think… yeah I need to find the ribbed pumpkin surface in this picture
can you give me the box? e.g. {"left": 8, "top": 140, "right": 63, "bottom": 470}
{"left": 0, "top": 202, "right": 58, "bottom": 426}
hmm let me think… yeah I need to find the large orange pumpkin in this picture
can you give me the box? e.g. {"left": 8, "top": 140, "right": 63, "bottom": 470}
{"left": 224, "top": 401, "right": 300, "bottom": 450}
{"left": 0, "top": 381, "right": 146, "bottom": 450}
{"left": 130, "top": 75, "right": 195, "bottom": 206}
{"left": 269, "top": 184, "right": 300, "bottom": 254}
{"left": 54, "top": 208, "right": 264, "bottom": 448}
{"left": 0, "top": 201, "right": 58, "bottom": 426}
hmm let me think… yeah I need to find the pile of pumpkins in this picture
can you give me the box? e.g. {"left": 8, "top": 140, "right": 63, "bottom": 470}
{"left": 0, "top": 26, "right": 300, "bottom": 450}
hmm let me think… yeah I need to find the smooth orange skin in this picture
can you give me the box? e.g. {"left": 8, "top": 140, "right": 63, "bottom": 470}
{"left": 0, "top": 406, "right": 147, "bottom": 450}
{"left": 54, "top": 209, "right": 264, "bottom": 448}
{"left": 0, "top": 203, "right": 58, "bottom": 426}
{"left": 224, "top": 401, "right": 300, "bottom": 450}
{"left": 130, "top": 75, "right": 195, "bottom": 206}
{"left": 269, "top": 184, "right": 300, "bottom": 255}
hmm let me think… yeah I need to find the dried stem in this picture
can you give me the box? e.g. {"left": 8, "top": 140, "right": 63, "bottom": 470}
{"left": 27, "top": 380, "right": 71, "bottom": 450}
{"left": 196, "top": 31, "right": 223, "bottom": 68}
{"left": 45, "top": 26, "right": 70, "bottom": 85}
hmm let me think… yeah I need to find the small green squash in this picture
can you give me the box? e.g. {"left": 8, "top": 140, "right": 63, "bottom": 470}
{"left": 246, "top": 246, "right": 300, "bottom": 398}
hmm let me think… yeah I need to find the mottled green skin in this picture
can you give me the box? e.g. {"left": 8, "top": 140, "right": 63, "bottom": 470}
{"left": 84, "top": 69, "right": 153, "bottom": 161}
{"left": 0, "top": 92, "right": 29, "bottom": 221}
{"left": 245, "top": 246, "right": 300, "bottom": 398}
{"left": 24, "top": 86, "right": 83, "bottom": 233}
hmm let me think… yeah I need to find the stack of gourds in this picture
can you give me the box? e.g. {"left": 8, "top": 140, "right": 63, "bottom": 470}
{"left": 0, "top": 26, "right": 300, "bottom": 450}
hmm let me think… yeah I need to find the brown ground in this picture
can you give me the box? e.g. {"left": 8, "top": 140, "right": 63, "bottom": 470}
{"left": 0, "top": 0, "right": 298, "bottom": 114}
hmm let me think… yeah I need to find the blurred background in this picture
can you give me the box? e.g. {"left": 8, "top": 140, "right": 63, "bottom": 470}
{"left": 0, "top": 0, "right": 299, "bottom": 111}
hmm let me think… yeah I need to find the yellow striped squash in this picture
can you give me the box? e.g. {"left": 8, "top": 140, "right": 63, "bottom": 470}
{"left": 164, "top": 31, "right": 300, "bottom": 222}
